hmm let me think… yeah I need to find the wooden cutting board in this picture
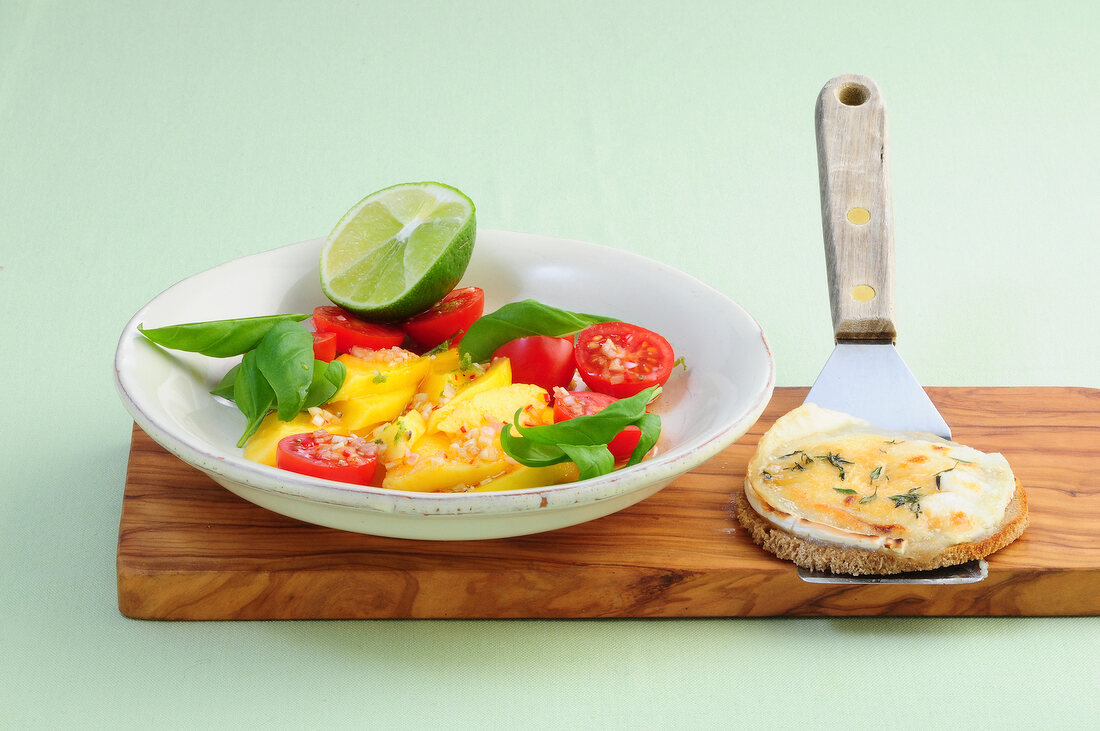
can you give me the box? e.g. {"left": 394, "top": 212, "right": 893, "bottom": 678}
{"left": 117, "top": 387, "right": 1100, "bottom": 619}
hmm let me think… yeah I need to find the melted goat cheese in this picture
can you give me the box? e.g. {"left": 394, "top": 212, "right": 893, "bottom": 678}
{"left": 745, "top": 404, "right": 1016, "bottom": 560}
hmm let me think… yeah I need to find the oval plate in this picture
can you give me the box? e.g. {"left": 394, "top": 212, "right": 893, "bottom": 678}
{"left": 114, "top": 230, "right": 775, "bottom": 539}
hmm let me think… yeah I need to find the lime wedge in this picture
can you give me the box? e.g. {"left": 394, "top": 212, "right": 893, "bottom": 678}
{"left": 319, "top": 182, "right": 476, "bottom": 321}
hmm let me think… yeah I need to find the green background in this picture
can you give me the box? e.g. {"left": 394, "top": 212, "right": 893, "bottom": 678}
{"left": 2, "top": 1, "right": 1097, "bottom": 727}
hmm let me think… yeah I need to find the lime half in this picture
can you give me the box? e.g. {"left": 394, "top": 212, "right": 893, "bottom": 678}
{"left": 319, "top": 182, "right": 476, "bottom": 321}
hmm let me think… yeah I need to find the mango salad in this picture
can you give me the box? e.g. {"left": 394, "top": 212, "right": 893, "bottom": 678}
{"left": 138, "top": 295, "right": 672, "bottom": 492}
{"left": 242, "top": 346, "right": 579, "bottom": 492}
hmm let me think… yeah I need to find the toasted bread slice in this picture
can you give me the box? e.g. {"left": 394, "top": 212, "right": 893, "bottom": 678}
{"left": 735, "top": 479, "right": 1028, "bottom": 575}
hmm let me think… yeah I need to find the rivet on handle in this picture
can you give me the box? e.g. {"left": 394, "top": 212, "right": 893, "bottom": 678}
{"left": 846, "top": 207, "right": 871, "bottom": 225}
{"left": 850, "top": 284, "right": 877, "bottom": 302}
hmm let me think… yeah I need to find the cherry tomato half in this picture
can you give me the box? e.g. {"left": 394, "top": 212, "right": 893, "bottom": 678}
{"left": 311, "top": 331, "right": 337, "bottom": 362}
{"left": 552, "top": 390, "right": 642, "bottom": 461}
{"left": 573, "top": 321, "right": 675, "bottom": 398}
{"left": 493, "top": 335, "right": 576, "bottom": 392}
{"left": 275, "top": 431, "right": 378, "bottom": 485}
{"left": 312, "top": 306, "right": 405, "bottom": 355}
{"left": 404, "top": 286, "right": 485, "bottom": 348}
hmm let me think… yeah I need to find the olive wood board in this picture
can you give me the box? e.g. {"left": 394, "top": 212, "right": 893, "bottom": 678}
{"left": 117, "top": 387, "right": 1100, "bottom": 619}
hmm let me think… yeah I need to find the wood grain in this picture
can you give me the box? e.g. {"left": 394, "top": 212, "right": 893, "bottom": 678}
{"left": 117, "top": 387, "right": 1100, "bottom": 619}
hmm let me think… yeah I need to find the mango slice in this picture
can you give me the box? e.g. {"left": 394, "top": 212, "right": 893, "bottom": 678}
{"left": 382, "top": 456, "right": 507, "bottom": 493}
{"left": 243, "top": 411, "right": 349, "bottom": 467}
{"left": 418, "top": 348, "right": 481, "bottom": 403}
{"left": 329, "top": 351, "right": 431, "bottom": 402}
{"left": 426, "top": 358, "right": 512, "bottom": 433}
{"left": 324, "top": 387, "right": 417, "bottom": 433}
{"left": 372, "top": 409, "right": 427, "bottom": 464}
{"left": 470, "top": 462, "right": 579, "bottom": 492}
{"left": 433, "top": 383, "right": 549, "bottom": 434}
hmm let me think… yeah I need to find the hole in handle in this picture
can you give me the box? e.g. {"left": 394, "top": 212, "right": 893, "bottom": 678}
{"left": 837, "top": 83, "right": 869, "bottom": 106}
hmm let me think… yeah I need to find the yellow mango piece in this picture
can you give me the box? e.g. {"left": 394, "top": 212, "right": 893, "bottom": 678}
{"left": 325, "top": 387, "right": 416, "bottom": 433}
{"left": 402, "top": 430, "right": 451, "bottom": 455}
{"left": 379, "top": 400, "right": 578, "bottom": 493}
{"left": 471, "top": 462, "right": 580, "bottom": 492}
{"left": 380, "top": 449, "right": 504, "bottom": 493}
{"left": 243, "top": 411, "right": 348, "bottom": 467}
{"left": 418, "top": 348, "right": 479, "bottom": 403}
{"left": 433, "top": 383, "right": 549, "bottom": 434}
{"left": 426, "top": 347, "right": 461, "bottom": 372}
{"left": 329, "top": 351, "right": 431, "bottom": 402}
{"left": 380, "top": 429, "right": 502, "bottom": 492}
{"left": 536, "top": 404, "right": 556, "bottom": 426}
{"left": 383, "top": 443, "right": 578, "bottom": 493}
{"left": 426, "top": 358, "right": 512, "bottom": 433}
{"left": 373, "top": 409, "right": 427, "bottom": 464}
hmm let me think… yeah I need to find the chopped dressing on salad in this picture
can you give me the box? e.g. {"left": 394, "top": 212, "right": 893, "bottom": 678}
{"left": 139, "top": 291, "right": 678, "bottom": 491}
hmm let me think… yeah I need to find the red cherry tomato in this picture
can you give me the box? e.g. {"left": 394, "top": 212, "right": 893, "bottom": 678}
{"left": 493, "top": 336, "right": 576, "bottom": 392}
{"left": 275, "top": 431, "right": 378, "bottom": 485}
{"left": 312, "top": 306, "right": 405, "bottom": 354}
{"left": 552, "top": 390, "right": 642, "bottom": 461}
{"left": 573, "top": 322, "right": 674, "bottom": 398}
{"left": 404, "top": 287, "right": 485, "bottom": 348}
{"left": 311, "top": 331, "right": 337, "bottom": 362}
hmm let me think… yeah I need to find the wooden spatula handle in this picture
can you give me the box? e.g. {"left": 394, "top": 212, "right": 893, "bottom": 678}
{"left": 815, "top": 74, "right": 897, "bottom": 343}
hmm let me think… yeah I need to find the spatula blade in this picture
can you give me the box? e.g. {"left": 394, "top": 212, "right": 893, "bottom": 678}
{"left": 801, "top": 345, "right": 972, "bottom": 585}
{"left": 798, "top": 346, "right": 975, "bottom": 585}
{"left": 805, "top": 343, "right": 951, "bottom": 439}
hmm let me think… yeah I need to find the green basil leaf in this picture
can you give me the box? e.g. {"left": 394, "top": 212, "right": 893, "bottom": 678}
{"left": 560, "top": 443, "right": 615, "bottom": 481}
{"left": 500, "top": 386, "right": 662, "bottom": 480}
{"left": 138, "top": 313, "right": 310, "bottom": 357}
{"left": 233, "top": 350, "right": 274, "bottom": 447}
{"left": 210, "top": 364, "right": 241, "bottom": 401}
{"left": 498, "top": 425, "right": 570, "bottom": 467}
{"left": 255, "top": 321, "right": 315, "bottom": 420}
{"left": 302, "top": 359, "right": 347, "bottom": 410}
{"left": 509, "top": 386, "right": 660, "bottom": 446}
{"left": 459, "top": 299, "right": 613, "bottom": 363}
{"left": 627, "top": 412, "right": 662, "bottom": 467}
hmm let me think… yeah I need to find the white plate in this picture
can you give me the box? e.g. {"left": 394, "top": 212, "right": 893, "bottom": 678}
{"left": 114, "top": 230, "right": 775, "bottom": 539}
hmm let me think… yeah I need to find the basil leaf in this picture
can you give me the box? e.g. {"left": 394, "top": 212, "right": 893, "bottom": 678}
{"left": 560, "top": 443, "right": 615, "bottom": 481}
{"left": 500, "top": 386, "right": 662, "bottom": 479}
{"left": 210, "top": 364, "right": 241, "bottom": 401}
{"left": 509, "top": 386, "right": 660, "bottom": 446}
{"left": 459, "top": 299, "right": 613, "bottom": 363}
{"left": 212, "top": 353, "right": 344, "bottom": 413}
{"left": 255, "top": 321, "right": 315, "bottom": 420}
{"left": 628, "top": 412, "right": 662, "bottom": 467}
{"left": 233, "top": 350, "right": 274, "bottom": 447}
{"left": 302, "top": 359, "right": 347, "bottom": 410}
{"left": 138, "top": 314, "right": 310, "bottom": 357}
{"left": 498, "top": 427, "right": 570, "bottom": 467}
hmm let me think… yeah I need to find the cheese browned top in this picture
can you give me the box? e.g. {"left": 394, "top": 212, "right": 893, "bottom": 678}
{"left": 744, "top": 404, "right": 1017, "bottom": 561}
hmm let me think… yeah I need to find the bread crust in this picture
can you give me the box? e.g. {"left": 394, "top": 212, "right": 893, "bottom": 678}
{"left": 735, "top": 480, "right": 1028, "bottom": 575}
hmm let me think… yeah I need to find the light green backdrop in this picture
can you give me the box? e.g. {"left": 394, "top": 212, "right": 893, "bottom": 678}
{"left": 1, "top": 1, "right": 1096, "bottom": 728}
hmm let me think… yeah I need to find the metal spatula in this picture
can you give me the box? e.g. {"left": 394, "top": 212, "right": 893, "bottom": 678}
{"left": 798, "top": 74, "right": 984, "bottom": 585}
